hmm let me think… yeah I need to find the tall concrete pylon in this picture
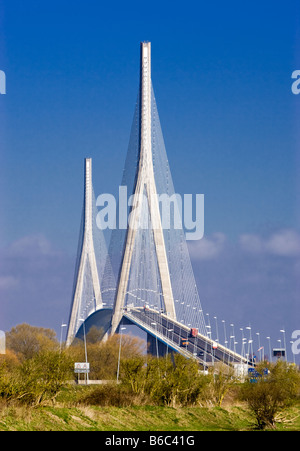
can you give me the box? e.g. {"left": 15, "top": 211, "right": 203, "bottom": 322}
{"left": 111, "top": 42, "right": 176, "bottom": 335}
{"left": 66, "top": 158, "right": 102, "bottom": 346}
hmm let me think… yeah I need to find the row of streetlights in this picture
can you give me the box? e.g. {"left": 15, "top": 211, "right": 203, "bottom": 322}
{"left": 204, "top": 314, "right": 291, "bottom": 363}
{"left": 139, "top": 304, "right": 294, "bottom": 365}
{"left": 59, "top": 309, "right": 295, "bottom": 381}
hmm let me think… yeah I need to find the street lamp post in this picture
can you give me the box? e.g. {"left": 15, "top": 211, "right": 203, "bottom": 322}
{"left": 206, "top": 314, "right": 214, "bottom": 364}
{"left": 214, "top": 316, "right": 219, "bottom": 343}
{"left": 206, "top": 313, "right": 211, "bottom": 331}
{"left": 60, "top": 323, "right": 67, "bottom": 352}
{"left": 256, "top": 332, "right": 261, "bottom": 362}
{"left": 246, "top": 326, "right": 253, "bottom": 366}
{"left": 280, "top": 329, "right": 287, "bottom": 362}
{"left": 117, "top": 326, "right": 126, "bottom": 382}
{"left": 266, "top": 337, "right": 272, "bottom": 363}
{"left": 240, "top": 328, "right": 244, "bottom": 359}
{"left": 222, "top": 320, "right": 228, "bottom": 363}
{"left": 222, "top": 320, "right": 227, "bottom": 347}
{"left": 230, "top": 324, "right": 236, "bottom": 361}
{"left": 290, "top": 341, "right": 296, "bottom": 364}
{"left": 79, "top": 318, "right": 89, "bottom": 384}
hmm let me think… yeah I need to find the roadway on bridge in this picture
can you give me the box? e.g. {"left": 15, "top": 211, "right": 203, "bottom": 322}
{"left": 124, "top": 307, "right": 249, "bottom": 367}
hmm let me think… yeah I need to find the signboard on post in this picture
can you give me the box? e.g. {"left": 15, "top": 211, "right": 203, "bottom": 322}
{"left": 74, "top": 362, "right": 90, "bottom": 374}
{"left": 273, "top": 348, "right": 285, "bottom": 359}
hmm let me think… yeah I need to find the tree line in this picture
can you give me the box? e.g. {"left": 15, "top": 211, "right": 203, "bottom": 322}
{"left": 0, "top": 323, "right": 299, "bottom": 430}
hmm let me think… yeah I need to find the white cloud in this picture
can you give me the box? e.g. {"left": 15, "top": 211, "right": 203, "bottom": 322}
{"left": 239, "top": 234, "right": 264, "bottom": 254}
{"left": 239, "top": 229, "right": 300, "bottom": 257}
{"left": 265, "top": 230, "right": 300, "bottom": 257}
{"left": 8, "top": 234, "right": 61, "bottom": 257}
{"left": 188, "top": 232, "right": 226, "bottom": 260}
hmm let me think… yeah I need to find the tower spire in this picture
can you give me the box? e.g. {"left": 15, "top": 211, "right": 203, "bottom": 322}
{"left": 111, "top": 42, "right": 176, "bottom": 335}
{"left": 66, "top": 158, "right": 102, "bottom": 346}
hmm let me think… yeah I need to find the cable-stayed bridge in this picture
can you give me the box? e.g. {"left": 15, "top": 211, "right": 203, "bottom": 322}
{"left": 66, "top": 42, "right": 249, "bottom": 368}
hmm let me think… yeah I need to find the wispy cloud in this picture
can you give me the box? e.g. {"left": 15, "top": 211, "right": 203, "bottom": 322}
{"left": 188, "top": 232, "right": 226, "bottom": 260}
{"left": 7, "top": 234, "right": 62, "bottom": 258}
{"left": 239, "top": 229, "right": 300, "bottom": 257}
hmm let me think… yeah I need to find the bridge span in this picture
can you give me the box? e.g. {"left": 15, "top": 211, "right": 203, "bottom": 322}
{"left": 122, "top": 307, "right": 249, "bottom": 369}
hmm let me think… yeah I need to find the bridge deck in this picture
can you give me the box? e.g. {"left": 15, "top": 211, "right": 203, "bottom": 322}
{"left": 123, "top": 307, "right": 249, "bottom": 368}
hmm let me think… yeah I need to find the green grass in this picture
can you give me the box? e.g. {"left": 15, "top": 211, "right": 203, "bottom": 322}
{"left": 0, "top": 385, "right": 299, "bottom": 431}
{"left": 0, "top": 403, "right": 299, "bottom": 431}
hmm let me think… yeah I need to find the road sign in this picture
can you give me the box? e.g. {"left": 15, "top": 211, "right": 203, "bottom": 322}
{"left": 74, "top": 362, "right": 90, "bottom": 374}
{"left": 273, "top": 348, "right": 285, "bottom": 358}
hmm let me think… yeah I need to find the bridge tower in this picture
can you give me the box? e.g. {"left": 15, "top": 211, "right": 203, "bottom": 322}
{"left": 111, "top": 42, "right": 176, "bottom": 334}
{"left": 66, "top": 158, "right": 103, "bottom": 346}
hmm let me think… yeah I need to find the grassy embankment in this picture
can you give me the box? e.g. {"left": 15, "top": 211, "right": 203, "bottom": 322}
{"left": 0, "top": 386, "right": 299, "bottom": 431}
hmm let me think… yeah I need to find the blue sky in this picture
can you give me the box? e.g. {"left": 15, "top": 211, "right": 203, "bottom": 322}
{"left": 0, "top": 1, "right": 299, "bottom": 360}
